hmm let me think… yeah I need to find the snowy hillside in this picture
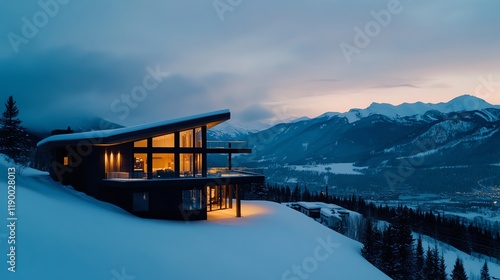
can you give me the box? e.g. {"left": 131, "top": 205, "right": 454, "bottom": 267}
{"left": 0, "top": 156, "right": 388, "bottom": 280}
{"left": 418, "top": 233, "right": 500, "bottom": 279}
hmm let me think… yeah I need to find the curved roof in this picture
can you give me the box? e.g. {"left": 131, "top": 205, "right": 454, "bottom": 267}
{"left": 37, "top": 109, "right": 230, "bottom": 149}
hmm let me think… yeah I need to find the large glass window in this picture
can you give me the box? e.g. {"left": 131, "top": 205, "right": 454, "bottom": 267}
{"left": 180, "top": 129, "right": 193, "bottom": 148}
{"left": 133, "top": 153, "right": 148, "bottom": 178}
{"left": 182, "top": 189, "right": 203, "bottom": 211}
{"left": 152, "top": 153, "right": 175, "bottom": 178}
{"left": 195, "top": 127, "right": 202, "bottom": 148}
{"left": 180, "top": 153, "right": 193, "bottom": 177}
{"left": 195, "top": 153, "right": 203, "bottom": 177}
{"left": 134, "top": 139, "right": 148, "bottom": 147}
{"left": 153, "top": 134, "right": 174, "bottom": 147}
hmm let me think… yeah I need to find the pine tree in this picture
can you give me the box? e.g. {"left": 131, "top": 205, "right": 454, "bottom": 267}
{"left": 438, "top": 252, "right": 447, "bottom": 280}
{"left": 0, "top": 96, "right": 29, "bottom": 163}
{"left": 451, "top": 257, "right": 468, "bottom": 280}
{"left": 392, "top": 207, "right": 414, "bottom": 280}
{"left": 381, "top": 225, "right": 397, "bottom": 278}
{"left": 362, "top": 219, "right": 377, "bottom": 264}
{"left": 425, "top": 246, "right": 437, "bottom": 279}
{"left": 415, "top": 236, "right": 425, "bottom": 280}
{"left": 480, "top": 261, "right": 491, "bottom": 280}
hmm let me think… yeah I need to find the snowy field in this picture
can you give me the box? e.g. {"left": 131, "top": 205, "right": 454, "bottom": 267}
{"left": 0, "top": 156, "right": 388, "bottom": 280}
{"left": 287, "top": 163, "right": 367, "bottom": 175}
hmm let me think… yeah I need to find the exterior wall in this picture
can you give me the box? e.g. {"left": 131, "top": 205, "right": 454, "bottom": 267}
{"left": 100, "top": 180, "right": 211, "bottom": 220}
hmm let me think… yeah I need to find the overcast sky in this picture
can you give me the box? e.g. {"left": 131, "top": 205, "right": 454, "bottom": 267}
{"left": 1, "top": 0, "right": 500, "bottom": 131}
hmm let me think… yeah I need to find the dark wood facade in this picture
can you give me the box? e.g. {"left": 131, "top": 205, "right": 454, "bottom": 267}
{"left": 37, "top": 110, "right": 264, "bottom": 221}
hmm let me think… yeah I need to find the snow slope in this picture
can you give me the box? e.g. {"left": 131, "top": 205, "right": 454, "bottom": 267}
{"left": 0, "top": 156, "right": 388, "bottom": 280}
{"left": 418, "top": 233, "right": 500, "bottom": 279}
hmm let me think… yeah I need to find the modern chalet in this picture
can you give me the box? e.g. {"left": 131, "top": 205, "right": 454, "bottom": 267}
{"left": 37, "top": 109, "right": 264, "bottom": 221}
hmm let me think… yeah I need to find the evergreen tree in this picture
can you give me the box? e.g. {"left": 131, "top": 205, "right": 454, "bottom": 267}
{"left": 392, "top": 207, "right": 414, "bottom": 280}
{"left": 451, "top": 257, "right": 468, "bottom": 280}
{"left": 292, "top": 184, "right": 301, "bottom": 201}
{"left": 425, "top": 246, "right": 437, "bottom": 280}
{"left": 362, "top": 218, "right": 377, "bottom": 264}
{"left": 302, "top": 186, "right": 311, "bottom": 201}
{"left": 480, "top": 261, "right": 491, "bottom": 280}
{"left": 415, "top": 236, "right": 425, "bottom": 280}
{"left": 381, "top": 225, "right": 397, "bottom": 278}
{"left": 0, "top": 96, "right": 29, "bottom": 163}
{"left": 438, "top": 252, "right": 447, "bottom": 280}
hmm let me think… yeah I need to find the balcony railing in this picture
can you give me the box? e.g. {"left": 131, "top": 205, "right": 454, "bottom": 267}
{"left": 208, "top": 167, "right": 264, "bottom": 176}
{"left": 206, "top": 141, "right": 248, "bottom": 149}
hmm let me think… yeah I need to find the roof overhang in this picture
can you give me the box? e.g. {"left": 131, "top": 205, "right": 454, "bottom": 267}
{"left": 37, "top": 109, "right": 230, "bottom": 149}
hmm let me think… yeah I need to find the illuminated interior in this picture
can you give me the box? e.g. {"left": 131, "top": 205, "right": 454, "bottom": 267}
{"left": 104, "top": 126, "right": 231, "bottom": 180}
{"left": 195, "top": 127, "right": 202, "bottom": 147}
{"left": 180, "top": 153, "right": 193, "bottom": 177}
{"left": 180, "top": 129, "right": 193, "bottom": 148}
{"left": 134, "top": 139, "right": 147, "bottom": 147}
{"left": 133, "top": 153, "right": 148, "bottom": 178}
{"left": 152, "top": 133, "right": 174, "bottom": 147}
{"left": 152, "top": 153, "right": 175, "bottom": 178}
{"left": 195, "top": 153, "right": 202, "bottom": 176}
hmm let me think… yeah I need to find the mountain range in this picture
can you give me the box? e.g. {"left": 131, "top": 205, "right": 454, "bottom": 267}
{"left": 222, "top": 95, "right": 500, "bottom": 193}
{"left": 26, "top": 94, "right": 500, "bottom": 194}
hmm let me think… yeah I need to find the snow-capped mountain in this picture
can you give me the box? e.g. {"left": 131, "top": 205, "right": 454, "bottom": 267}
{"left": 209, "top": 116, "right": 311, "bottom": 140}
{"left": 208, "top": 121, "right": 259, "bottom": 140}
{"left": 320, "top": 94, "right": 500, "bottom": 123}
{"left": 232, "top": 95, "right": 500, "bottom": 193}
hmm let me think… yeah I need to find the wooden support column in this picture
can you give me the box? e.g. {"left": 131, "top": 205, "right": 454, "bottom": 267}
{"left": 236, "top": 184, "right": 241, "bottom": 218}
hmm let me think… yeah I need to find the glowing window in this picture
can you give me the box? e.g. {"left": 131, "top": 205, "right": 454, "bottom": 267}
{"left": 180, "top": 129, "right": 193, "bottom": 148}
{"left": 134, "top": 139, "right": 148, "bottom": 148}
{"left": 180, "top": 153, "right": 193, "bottom": 177}
{"left": 195, "top": 127, "right": 203, "bottom": 148}
{"left": 152, "top": 154, "right": 175, "bottom": 178}
{"left": 133, "top": 153, "right": 148, "bottom": 179}
{"left": 152, "top": 134, "right": 174, "bottom": 147}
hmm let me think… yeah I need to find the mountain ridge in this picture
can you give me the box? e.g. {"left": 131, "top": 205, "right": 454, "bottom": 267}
{"left": 318, "top": 95, "right": 500, "bottom": 123}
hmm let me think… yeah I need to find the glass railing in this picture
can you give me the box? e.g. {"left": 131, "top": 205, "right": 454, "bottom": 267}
{"left": 207, "top": 167, "right": 264, "bottom": 177}
{"left": 106, "top": 167, "right": 263, "bottom": 180}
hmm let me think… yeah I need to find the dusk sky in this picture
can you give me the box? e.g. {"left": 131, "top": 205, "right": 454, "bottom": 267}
{"left": 1, "top": 0, "right": 499, "bottom": 131}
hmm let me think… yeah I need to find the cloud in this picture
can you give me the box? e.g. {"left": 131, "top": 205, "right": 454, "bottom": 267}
{"left": 1, "top": 0, "right": 500, "bottom": 131}
{"left": 238, "top": 105, "right": 275, "bottom": 122}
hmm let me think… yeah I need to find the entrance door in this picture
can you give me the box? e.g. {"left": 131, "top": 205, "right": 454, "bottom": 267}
{"left": 206, "top": 185, "right": 229, "bottom": 211}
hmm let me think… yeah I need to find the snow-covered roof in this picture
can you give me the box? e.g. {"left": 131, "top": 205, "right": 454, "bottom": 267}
{"left": 37, "top": 109, "right": 230, "bottom": 149}
{"left": 320, "top": 208, "right": 342, "bottom": 220}
{"left": 297, "top": 201, "right": 329, "bottom": 210}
